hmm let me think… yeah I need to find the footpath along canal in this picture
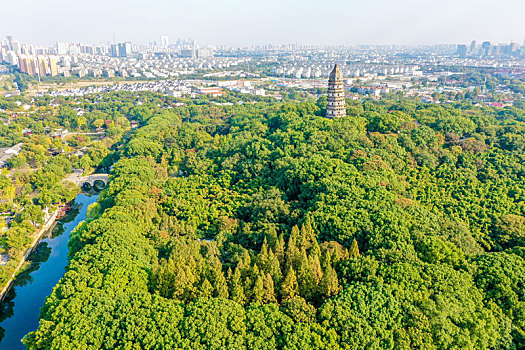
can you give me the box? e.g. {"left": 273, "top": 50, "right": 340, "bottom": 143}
{"left": 0, "top": 193, "right": 98, "bottom": 349}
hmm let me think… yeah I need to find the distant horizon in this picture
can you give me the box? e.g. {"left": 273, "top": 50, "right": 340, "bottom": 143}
{"left": 1, "top": 0, "right": 524, "bottom": 47}
{"left": 1, "top": 35, "right": 524, "bottom": 49}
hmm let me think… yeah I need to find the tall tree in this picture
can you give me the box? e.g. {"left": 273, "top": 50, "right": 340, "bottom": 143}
{"left": 281, "top": 266, "right": 299, "bottom": 302}
{"left": 230, "top": 266, "right": 246, "bottom": 305}
{"left": 349, "top": 238, "right": 360, "bottom": 259}
{"left": 262, "top": 273, "right": 277, "bottom": 303}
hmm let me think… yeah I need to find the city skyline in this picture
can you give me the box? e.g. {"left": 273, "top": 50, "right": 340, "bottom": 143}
{"left": 1, "top": 0, "right": 524, "bottom": 46}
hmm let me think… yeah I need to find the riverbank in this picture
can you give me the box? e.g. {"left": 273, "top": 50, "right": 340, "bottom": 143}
{"left": 0, "top": 208, "right": 60, "bottom": 302}
{"left": 0, "top": 193, "right": 99, "bottom": 349}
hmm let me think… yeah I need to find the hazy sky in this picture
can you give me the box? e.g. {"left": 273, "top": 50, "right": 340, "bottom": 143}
{"left": 1, "top": 0, "right": 524, "bottom": 46}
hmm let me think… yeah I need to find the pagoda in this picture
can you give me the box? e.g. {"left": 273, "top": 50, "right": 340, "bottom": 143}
{"left": 326, "top": 64, "right": 346, "bottom": 118}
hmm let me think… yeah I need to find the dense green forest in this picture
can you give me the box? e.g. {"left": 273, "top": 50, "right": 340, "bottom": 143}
{"left": 22, "top": 95, "right": 525, "bottom": 349}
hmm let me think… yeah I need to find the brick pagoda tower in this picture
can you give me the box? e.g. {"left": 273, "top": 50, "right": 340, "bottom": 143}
{"left": 326, "top": 64, "right": 346, "bottom": 118}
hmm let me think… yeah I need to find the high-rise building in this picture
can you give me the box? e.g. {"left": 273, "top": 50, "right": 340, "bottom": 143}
{"left": 469, "top": 40, "right": 476, "bottom": 53}
{"left": 180, "top": 48, "right": 196, "bottom": 58}
{"left": 118, "top": 42, "right": 132, "bottom": 57}
{"left": 326, "top": 64, "right": 346, "bottom": 118}
{"left": 456, "top": 44, "right": 467, "bottom": 58}
{"left": 160, "top": 35, "right": 169, "bottom": 48}
{"left": 5, "top": 51, "right": 18, "bottom": 66}
{"left": 68, "top": 44, "right": 81, "bottom": 55}
{"left": 481, "top": 41, "right": 491, "bottom": 56}
{"left": 15, "top": 54, "right": 59, "bottom": 76}
{"left": 95, "top": 46, "right": 107, "bottom": 55}
{"left": 18, "top": 55, "right": 37, "bottom": 75}
{"left": 11, "top": 41, "right": 21, "bottom": 54}
{"left": 5, "top": 35, "right": 13, "bottom": 50}
{"left": 48, "top": 57, "right": 58, "bottom": 76}
{"left": 110, "top": 44, "right": 119, "bottom": 57}
{"left": 37, "top": 56, "right": 49, "bottom": 75}
{"left": 57, "top": 42, "right": 69, "bottom": 55}
{"left": 81, "top": 45, "right": 95, "bottom": 55}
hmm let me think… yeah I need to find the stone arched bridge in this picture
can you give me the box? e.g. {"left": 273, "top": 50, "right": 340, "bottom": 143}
{"left": 64, "top": 172, "right": 110, "bottom": 188}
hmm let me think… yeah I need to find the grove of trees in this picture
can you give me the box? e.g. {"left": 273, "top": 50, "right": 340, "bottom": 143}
{"left": 19, "top": 94, "right": 525, "bottom": 349}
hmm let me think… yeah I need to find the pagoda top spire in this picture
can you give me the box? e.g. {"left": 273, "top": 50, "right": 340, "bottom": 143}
{"left": 329, "top": 64, "right": 343, "bottom": 82}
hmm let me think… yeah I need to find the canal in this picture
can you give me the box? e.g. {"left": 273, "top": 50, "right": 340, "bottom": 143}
{"left": 0, "top": 193, "right": 98, "bottom": 349}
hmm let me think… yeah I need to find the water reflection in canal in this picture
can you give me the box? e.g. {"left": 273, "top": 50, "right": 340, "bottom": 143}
{"left": 0, "top": 193, "right": 98, "bottom": 349}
